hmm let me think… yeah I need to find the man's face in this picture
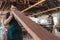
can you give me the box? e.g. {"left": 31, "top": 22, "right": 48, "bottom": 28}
{"left": 11, "top": 5, "right": 16, "bottom": 11}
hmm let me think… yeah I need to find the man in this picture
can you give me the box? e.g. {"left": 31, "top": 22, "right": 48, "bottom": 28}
{"left": 3, "top": 2, "right": 23, "bottom": 40}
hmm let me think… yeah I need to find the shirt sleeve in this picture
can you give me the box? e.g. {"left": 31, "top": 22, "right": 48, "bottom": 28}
{"left": 5, "top": 12, "right": 10, "bottom": 19}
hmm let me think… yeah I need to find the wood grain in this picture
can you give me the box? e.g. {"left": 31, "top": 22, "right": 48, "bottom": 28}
{"left": 12, "top": 10, "right": 60, "bottom": 40}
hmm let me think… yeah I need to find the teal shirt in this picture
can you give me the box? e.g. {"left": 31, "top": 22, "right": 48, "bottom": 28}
{"left": 7, "top": 17, "right": 23, "bottom": 40}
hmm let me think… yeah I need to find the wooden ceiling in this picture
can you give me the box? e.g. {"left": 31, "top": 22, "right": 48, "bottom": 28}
{"left": 0, "top": 0, "right": 60, "bottom": 16}
{"left": 0, "top": 0, "right": 43, "bottom": 10}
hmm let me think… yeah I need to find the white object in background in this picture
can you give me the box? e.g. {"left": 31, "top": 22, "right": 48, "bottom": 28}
{"left": 0, "top": 27, "right": 6, "bottom": 40}
{"left": 29, "top": 17, "right": 39, "bottom": 23}
{"left": 53, "top": 29, "right": 60, "bottom": 38}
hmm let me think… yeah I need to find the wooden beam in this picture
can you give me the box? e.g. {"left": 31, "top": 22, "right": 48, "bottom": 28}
{"left": 30, "top": 6, "right": 60, "bottom": 16}
{"left": 2, "top": 2, "right": 7, "bottom": 10}
{"left": 24, "top": 0, "right": 27, "bottom": 4}
{"left": 20, "top": 0, "right": 45, "bottom": 13}
{"left": 12, "top": 10, "right": 60, "bottom": 40}
{"left": 0, "top": 1, "right": 3, "bottom": 8}
{"left": 10, "top": 0, "right": 17, "bottom": 2}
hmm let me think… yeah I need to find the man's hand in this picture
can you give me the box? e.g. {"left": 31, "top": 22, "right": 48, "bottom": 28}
{"left": 2, "top": 25, "right": 7, "bottom": 30}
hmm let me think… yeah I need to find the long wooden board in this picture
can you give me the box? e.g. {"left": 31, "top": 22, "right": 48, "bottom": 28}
{"left": 12, "top": 10, "right": 60, "bottom": 40}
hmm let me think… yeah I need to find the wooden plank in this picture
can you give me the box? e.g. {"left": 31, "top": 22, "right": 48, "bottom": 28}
{"left": 11, "top": 10, "right": 60, "bottom": 40}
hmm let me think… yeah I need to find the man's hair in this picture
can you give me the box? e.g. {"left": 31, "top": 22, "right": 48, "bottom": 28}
{"left": 10, "top": 2, "right": 17, "bottom": 7}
